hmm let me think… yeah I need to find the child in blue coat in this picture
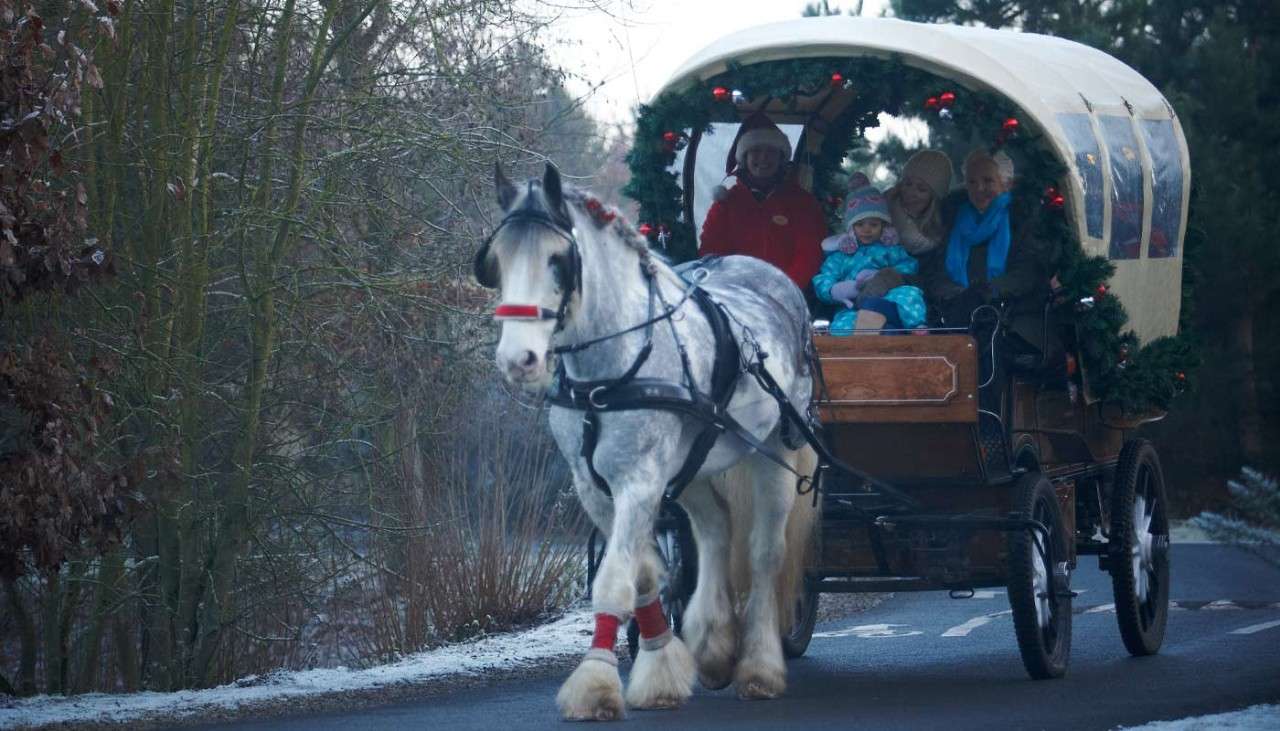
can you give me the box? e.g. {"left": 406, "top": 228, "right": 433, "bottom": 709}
{"left": 812, "top": 183, "right": 928, "bottom": 334}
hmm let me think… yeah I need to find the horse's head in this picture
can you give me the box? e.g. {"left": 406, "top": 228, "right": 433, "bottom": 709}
{"left": 475, "top": 162, "right": 580, "bottom": 389}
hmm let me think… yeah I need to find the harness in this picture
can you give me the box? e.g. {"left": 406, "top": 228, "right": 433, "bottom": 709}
{"left": 485, "top": 198, "right": 921, "bottom": 511}
{"left": 547, "top": 281, "right": 741, "bottom": 501}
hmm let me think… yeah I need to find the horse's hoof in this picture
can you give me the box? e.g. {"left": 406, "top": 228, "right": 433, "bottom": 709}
{"left": 697, "top": 666, "right": 734, "bottom": 691}
{"left": 734, "top": 666, "right": 786, "bottom": 700}
{"left": 625, "top": 635, "right": 695, "bottom": 710}
{"left": 557, "top": 652, "right": 625, "bottom": 721}
{"left": 685, "top": 620, "right": 737, "bottom": 690}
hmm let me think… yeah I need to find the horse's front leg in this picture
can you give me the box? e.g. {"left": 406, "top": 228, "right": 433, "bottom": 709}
{"left": 624, "top": 537, "right": 695, "bottom": 710}
{"left": 557, "top": 457, "right": 686, "bottom": 719}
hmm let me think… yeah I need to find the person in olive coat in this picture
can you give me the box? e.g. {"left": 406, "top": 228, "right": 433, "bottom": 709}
{"left": 918, "top": 148, "right": 1058, "bottom": 355}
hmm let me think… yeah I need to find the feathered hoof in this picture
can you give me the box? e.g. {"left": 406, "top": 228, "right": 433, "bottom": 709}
{"left": 686, "top": 618, "right": 737, "bottom": 690}
{"left": 557, "top": 650, "right": 626, "bottom": 721}
{"left": 733, "top": 662, "right": 786, "bottom": 701}
{"left": 624, "top": 633, "right": 695, "bottom": 710}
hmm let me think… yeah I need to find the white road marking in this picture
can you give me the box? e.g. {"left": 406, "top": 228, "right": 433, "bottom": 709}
{"left": 1205, "top": 600, "right": 1242, "bottom": 610}
{"left": 941, "top": 610, "right": 1012, "bottom": 637}
{"left": 1230, "top": 619, "right": 1280, "bottom": 636}
{"left": 1085, "top": 603, "right": 1116, "bottom": 614}
{"left": 814, "top": 623, "right": 924, "bottom": 639}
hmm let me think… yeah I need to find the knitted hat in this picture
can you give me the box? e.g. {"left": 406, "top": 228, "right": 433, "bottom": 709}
{"left": 842, "top": 185, "right": 890, "bottom": 232}
{"left": 900, "top": 150, "right": 953, "bottom": 200}
{"left": 725, "top": 112, "right": 791, "bottom": 175}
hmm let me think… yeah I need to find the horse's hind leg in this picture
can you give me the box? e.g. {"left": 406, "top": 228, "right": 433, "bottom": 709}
{"left": 679, "top": 478, "right": 739, "bottom": 690}
{"left": 733, "top": 448, "right": 795, "bottom": 700}
{"left": 623, "top": 545, "right": 695, "bottom": 710}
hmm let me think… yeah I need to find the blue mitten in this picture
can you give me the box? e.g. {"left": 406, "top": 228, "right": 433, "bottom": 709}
{"left": 829, "top": 280, "right": 860, "bottom": 308}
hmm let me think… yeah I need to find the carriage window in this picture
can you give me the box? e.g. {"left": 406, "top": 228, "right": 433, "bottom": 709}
{"left": 1055, "top": 113, "right": 1104, "bottom": 240}
{"left": 1098, "top": 115, "right": 1145, "bottom": 260}
{"left": 1139, "top": 119, "right": 1183, "bottom": 259}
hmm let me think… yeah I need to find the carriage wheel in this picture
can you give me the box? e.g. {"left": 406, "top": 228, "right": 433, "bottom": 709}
{"left": 1109, "top": 439, "right": 1171, "bottom": 656}
{"left": 782, "top": 513, "right": 822, "bottom": 658}
{"left": 1007, "top": 472, "right": 1073, "bottom": 679}
{"left": 628, "top": 506, "right": 697, "bottom": 661}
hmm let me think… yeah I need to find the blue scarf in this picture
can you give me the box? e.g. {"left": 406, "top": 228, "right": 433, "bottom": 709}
{"left": 945, "top": 192, "right": 1012, "bottom": 288}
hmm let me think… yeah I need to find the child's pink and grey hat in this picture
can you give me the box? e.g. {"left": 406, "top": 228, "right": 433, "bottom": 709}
{"left": 842, "top": 185, "right": 890, "bottom": 232}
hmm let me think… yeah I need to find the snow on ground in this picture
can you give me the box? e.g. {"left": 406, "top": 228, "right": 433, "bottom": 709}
{"left": 0, "top": 609, "right": 593, "bottom": 730}
{"left": 1118, "top": 704, "right": 1280, "bottom": 730}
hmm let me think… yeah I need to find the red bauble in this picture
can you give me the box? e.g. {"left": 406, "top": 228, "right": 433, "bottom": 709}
{"left": 924, "top": 96, "right": 940, "bottom": 110}
{"left": 712, "top": 86, "right": 730, "bottom": 102}
{"left": 1176, "top": 371, "right": 1187, "bottom": 382}
{"left": 1002, "top": 117, "right": 1020, "bottom": 132}
{"left": 662, "top": 131, "right": 678, "bottom": 144}
{"left": 1043, "top": 187, "right": 1065, "bottom": 209}
{"left": 1095, "top": 284, "right": 1109, "bottom": 298}
{"left": 939, "top": 91, "right": 956, "bottom": 107}
{"left": 830, "top": 72, "right": 844, "bottom": 88}
{"left": 638, "top": 223, "right": 653, "bottom": 236}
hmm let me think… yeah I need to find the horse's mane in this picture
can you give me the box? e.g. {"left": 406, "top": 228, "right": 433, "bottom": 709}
{"left": 559, "top": 186, "right": 655, "bottom": 260}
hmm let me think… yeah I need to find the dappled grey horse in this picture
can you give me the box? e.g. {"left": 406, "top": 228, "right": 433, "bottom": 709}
{"left": 475, "top": 163, "right": 817, "bottom": 720}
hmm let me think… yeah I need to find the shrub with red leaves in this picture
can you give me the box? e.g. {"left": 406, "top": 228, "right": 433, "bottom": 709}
{"left": 1, "top": 0, "right": 113, "bottom": 307}
{"left": 0, "top": 0, "right": 125, "bottom": 579}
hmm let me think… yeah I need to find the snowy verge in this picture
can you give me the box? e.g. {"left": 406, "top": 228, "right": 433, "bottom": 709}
{"left": 1117, "top": 704, "right": 1280, "bottom": 730}
{"left": 0, "top": 609, "right": 593, "bottom": 730}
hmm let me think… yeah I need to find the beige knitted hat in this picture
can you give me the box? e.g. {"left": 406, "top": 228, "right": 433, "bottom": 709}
{"left": 901, "top": 150, "right": 954, "bottom": 200}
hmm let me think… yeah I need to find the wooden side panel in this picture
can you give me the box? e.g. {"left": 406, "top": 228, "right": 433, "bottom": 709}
{"left": 815, "top": 334, "right": 979, "bottom": 423}
{"left": 825, "top": 423, "right": 982, "bottom": 482}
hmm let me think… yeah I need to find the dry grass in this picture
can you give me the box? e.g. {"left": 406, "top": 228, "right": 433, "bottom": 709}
{"left": 352, "top": 399, "right": 587, "bottom": 664}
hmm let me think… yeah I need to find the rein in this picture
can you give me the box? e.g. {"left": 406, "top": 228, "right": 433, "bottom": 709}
{"left": 486, "top": 197, "right": 908, "bottom": 511}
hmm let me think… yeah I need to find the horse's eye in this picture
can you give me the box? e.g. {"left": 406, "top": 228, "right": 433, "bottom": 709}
{"left": 474, "top": 245, "right": 499, "bottom": 288}
{"left": 548, "top": 253, "right": 573, "bottom": 293}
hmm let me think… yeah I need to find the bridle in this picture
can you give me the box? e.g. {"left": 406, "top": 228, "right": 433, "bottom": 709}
{"left": 480, "top": 193, "right": 698, "bottom": 359}
{"left": 481, "top": 198, "right": 581, "bottom": 333}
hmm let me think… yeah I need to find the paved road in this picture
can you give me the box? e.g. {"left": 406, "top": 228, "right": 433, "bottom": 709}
{"left": 190, "top": 544, "right": 1280, "bottom": 730}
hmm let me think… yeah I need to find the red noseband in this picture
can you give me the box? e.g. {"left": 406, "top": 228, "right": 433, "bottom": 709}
{"left": 494, "top": 303, "right": 558, "bottom": 321}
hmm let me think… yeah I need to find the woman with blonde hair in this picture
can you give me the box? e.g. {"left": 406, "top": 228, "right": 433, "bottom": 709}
{"left": 886, "top": 149, "right": 954, "bottom": 257}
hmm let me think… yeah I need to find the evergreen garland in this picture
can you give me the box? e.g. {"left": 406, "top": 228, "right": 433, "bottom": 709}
{"left": 624, "top": 56, "right": 1197, "bottom": 415}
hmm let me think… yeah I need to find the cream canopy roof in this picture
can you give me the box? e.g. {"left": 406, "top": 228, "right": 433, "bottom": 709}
{"left": 656, "top": 17, "right": 1189, "bottom": 343}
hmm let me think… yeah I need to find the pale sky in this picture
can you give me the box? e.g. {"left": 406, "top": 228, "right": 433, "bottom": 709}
{"left": 544, "top": 0, "right": 892, "bottom": 127}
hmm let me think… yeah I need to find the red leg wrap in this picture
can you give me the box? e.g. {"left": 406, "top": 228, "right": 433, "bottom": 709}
{"left": 591, "top": 612, "right": 622, "bottom": 651}
{"left": 634, "top": 596, "right": 668, "bottom": 639}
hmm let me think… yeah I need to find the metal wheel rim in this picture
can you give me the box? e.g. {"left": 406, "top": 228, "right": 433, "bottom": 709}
{"left": 789, "top": 590, "right": 813, "bottom": 640}
{"left": 656, "top": 527, "right": 686, "bottom": 629}
{"left": 1032, "top": 502, "right": 1052, "bottom": 630}
{"left": 1130, "top": 464, "right": 1166, "bottom": 626}
{"left": 1028, "top": 493, "right": 1065, "bottom": 646}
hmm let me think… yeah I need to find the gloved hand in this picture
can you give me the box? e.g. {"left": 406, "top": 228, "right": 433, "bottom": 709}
{"left": 858, "top": 268, "right": 905, "bottom": 299}
{"left": 828, "top": 280, "right": 860, "bottom": 308}
{"left": 943, "top": 283, "right": 991, "bottom": 324}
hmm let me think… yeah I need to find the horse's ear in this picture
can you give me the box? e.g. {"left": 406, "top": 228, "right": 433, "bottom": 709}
{"left": 542, "top": 162, "right": 564, "bottom": 211}
{"left": 495, "top": 162, "right": 517, "bottom": 211}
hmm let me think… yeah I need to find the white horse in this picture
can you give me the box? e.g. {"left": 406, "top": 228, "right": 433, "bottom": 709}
{"left": 476, "top": 163, "right": 817, "bottom": 720}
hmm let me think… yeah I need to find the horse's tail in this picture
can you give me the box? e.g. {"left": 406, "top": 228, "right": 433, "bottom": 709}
{"left": 721, "top": 444, "right": 819, "bottom": 632}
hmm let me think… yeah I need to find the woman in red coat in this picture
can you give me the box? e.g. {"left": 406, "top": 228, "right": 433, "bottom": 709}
{"left": 699, "top": 112, "right": 826, "bottom": 291}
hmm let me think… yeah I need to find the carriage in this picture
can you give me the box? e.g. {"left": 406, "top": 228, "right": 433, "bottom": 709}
{"left": 593, "top": 16, "right": 1190, "bottom": 680}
